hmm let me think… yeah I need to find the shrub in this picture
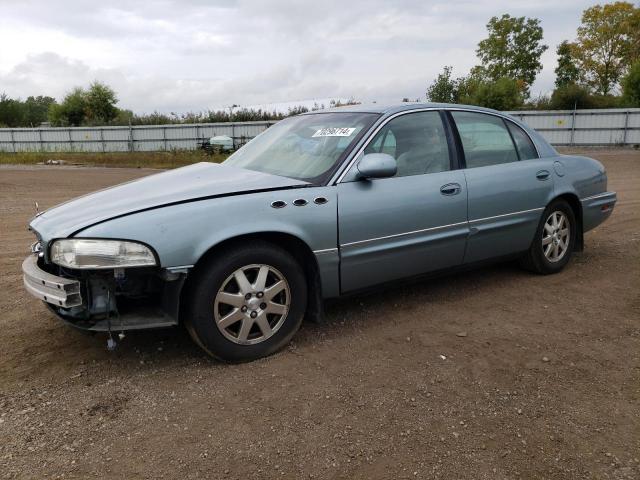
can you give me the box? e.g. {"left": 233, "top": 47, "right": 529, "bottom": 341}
{"left": 622, "top": 61, "right": 640, "bottom": 106}
{"left": 550, "top": 84, "right": 596, "bottom": 109}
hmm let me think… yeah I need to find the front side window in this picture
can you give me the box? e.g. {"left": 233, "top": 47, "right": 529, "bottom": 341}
{"left": 368, "top": 129, "right": 397, "bottom": 157}
{"left": 364, "top": 111, "right": 450, "bottom": 177}
{"left": 223, "top": 112, "right": 378, "bottom": 183}
{"left": 452, "top": 111, "right": 519, "bottom": 168}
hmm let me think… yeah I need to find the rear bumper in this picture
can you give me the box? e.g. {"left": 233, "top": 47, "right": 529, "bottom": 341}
{"left": 581, "top": 191, "right": 616, "bottom": 232}
{"left": 22, "top": 255, "right": 82, "bottom": 308}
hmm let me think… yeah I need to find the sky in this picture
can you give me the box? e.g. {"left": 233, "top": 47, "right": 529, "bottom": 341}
{"left": 0, "top": 0, "right": 598, "bottom": 114}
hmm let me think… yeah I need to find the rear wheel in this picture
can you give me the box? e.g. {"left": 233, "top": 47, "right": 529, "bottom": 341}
{"left": 184, "top": 241, "right": 307, "bottom": 362}
{"left": 520, "top": 199, "right": 576, "bottom": 274}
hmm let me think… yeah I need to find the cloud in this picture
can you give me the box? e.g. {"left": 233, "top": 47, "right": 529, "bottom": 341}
{"left": 0, "top": 0, "right": 595, "bottom": 113}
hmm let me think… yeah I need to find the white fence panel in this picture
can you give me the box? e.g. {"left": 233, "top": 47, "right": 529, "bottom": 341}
{"left": 1, "top": 111, "right": 638, "bottom": 152}
{"left": 0, "top": 121, "right": 278, "bottom": 152}
{"left": 507, "top": 108, "right": 640, "bottom": 146}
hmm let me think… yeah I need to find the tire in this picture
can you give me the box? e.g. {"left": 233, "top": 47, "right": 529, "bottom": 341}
{"left": 520, "top": 199, "right": 576, "bottom": 275}
{"left": 184, "top": 241, "right": 307, "bottom": 362}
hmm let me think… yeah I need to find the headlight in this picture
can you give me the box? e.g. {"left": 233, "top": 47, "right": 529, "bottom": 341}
{"left": 50, "top": 239, "right": 157, "bottom": 269}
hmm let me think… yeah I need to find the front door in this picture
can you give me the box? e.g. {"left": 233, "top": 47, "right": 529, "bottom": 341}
{"left": 337, "top": 111, "right": 469, "bottom": 292}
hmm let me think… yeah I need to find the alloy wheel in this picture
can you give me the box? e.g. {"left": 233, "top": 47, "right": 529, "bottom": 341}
{"left": 542, "top": 210, "right": 570, "bottom": 263}
{"left": 214, "top": 264, "right": 290, "bottom": 345}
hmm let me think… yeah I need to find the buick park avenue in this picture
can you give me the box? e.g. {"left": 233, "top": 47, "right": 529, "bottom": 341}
{"left": 23, "top": 103, "right": 616, "bottom": 361}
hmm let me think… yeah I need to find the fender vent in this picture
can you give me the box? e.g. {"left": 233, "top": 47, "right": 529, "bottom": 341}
{"left": 293, "top": 198, "right": 308, "bottom": 206}
{"left": 271, "top": 200, "right": 287, "bottom": 209}
{"left": 314, "top": 197, "right": 328, "bottom": 205}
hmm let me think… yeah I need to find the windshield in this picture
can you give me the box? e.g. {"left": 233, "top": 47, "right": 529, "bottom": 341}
{"left": 223, "top": 112, "right": 379, "bottom": 183}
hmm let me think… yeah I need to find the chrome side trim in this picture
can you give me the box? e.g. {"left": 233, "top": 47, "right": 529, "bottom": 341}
{"left": 340, "top": 221, "right": 468, "bottom": 248}
{"left": 580, "top": 192, "right": 614, "bottom": 202}
{"left": 340, "top": 207, "right": 545, "bottom": 248}
{"left": 331, "top": 106, "right": 541, "bottom": 185}
{"left": 313, "top": 248, "right": 338, "bottom": 255}
{"left": 165, "top": 265, "right": 194, "bottom": 272}
{"left": 469, "top": 207, "right": 544, "bottom": 223}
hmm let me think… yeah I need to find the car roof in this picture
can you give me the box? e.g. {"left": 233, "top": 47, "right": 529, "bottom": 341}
{"left": 302, "top": 102, "right": 506, "bottom": 117}
{"left": 300, "top": 102, "right": 558, "bottom": 158}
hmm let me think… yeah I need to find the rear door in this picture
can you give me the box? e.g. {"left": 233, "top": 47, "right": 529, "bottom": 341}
{"left": 337, "top": 110, "right": 469, "bottom": 292}
{"left": 449, "top": 110, "right": 553, "bottom": 264}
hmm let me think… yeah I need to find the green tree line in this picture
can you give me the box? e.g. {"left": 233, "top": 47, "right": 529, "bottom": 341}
{"left": 426, "top": 1, "right": 640, "bottom": 110}
{"left": 0, "top": 82, "right": 124, "bottom": 128}
{"left": 0, "top": 82, "right": 358, "bottom": 128}
{"left": 2, "top": 2, "right": 639, "bottom": 127}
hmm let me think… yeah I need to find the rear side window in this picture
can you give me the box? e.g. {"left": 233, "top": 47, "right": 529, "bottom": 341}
{"left": 506, "top": 121, "right": 538, "bottom": 160}
{"left": 451, "top": 111, "right": 519, "bottom": 168}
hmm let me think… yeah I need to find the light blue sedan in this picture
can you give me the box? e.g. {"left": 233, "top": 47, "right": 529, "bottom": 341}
{"left": 23, "top": 103, "right": 617, "bottom": 361}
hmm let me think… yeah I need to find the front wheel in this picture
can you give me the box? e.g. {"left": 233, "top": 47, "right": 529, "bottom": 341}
{"left": 520, "top": 199, "right": 576, "bottom": 274}
{"left": 184, "top": 241, "right": 307, "bottom": 362}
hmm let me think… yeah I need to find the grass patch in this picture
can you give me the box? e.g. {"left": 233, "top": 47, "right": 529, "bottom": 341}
{"left": 0, "top": 150, "right": 230, "bottom": 169}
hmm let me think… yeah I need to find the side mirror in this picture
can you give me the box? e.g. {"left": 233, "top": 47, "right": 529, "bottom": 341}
{"left": 356, "top": 153, "right": 397, "bottom": 179}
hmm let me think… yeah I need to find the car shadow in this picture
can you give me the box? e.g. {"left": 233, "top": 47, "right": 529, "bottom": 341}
{"left": 93, "top": 259, "right": 530, "bottom": 365}
{"left": 301, "top": 260, "right": 528, "bottom": 337}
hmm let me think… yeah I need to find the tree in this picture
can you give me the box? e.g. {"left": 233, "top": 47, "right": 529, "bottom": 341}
{"left": 573, "top": 2, "right": 640, "bottom": 95}
{"left": 85, "top": 81, "right": 118, "bottom": 124}
{"left": 629, "top": 8, "right": 640, "bottom": 65}
{"left": 462, "top": 77, "right": 524, "bottom": 110}
{"left": 622, "top": 61, "right": 640, "bottom": 106}
{"left": 550, "top": 84, "right": 595, "bottom": 109}
{"left": 48, "top": 87, "right": 87, "bottom": 126}
{"left": 524, "top": 92, "right": 552, "bottom": 110}
{"left": 555, "top": 41, "right": 581, "bottom": 88}
{"left": 23, "top": 96, "right": 56, "bottom": 126}
{"left": 0, "top": 93, "right": 25, "bottom": 127}
{"left": 47, "top": 82, "right": 119, "bottom": 126}
{"left": 455, "top": 70, "right": 484, "bottom": 104}
{"left": 476, "top": 14, "right": 548, "bottom": 92}
{"left": 426, "top": 66, "right": 458, "bottom": 103}
{"left": 0, "top": 94, "right": 57, "bottom": 127}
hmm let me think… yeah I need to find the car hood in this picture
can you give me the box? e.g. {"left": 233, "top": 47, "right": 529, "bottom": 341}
{"left": 30, "top": 162, "right": 309, "bottom": 240}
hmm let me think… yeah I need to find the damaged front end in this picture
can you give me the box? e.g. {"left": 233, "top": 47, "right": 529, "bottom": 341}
{"left": 22, "top": 238, "right": 188, "bottom": 333}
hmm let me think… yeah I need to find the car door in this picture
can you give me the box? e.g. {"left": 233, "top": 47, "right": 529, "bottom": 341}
{"left": 337, "top": 110, "right": 469, "bottom": 292}
{"left": 449, "top": 110, "right": 554, "bottom": 264}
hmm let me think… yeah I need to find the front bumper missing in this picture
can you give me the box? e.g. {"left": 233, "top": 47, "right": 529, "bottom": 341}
{"left": 22, "top": 255, "right": 82, "bottom": 308}
{"left": 22, "top": 254, "right": 184, "bottom": 332}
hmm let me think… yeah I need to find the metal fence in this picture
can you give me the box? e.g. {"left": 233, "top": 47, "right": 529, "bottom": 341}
{"left": 0, "top": 121, "right": 277, "bottom": 153}
{"left": 506, "top": 108, "right": 640, "bottom": 146}
{"left": 0, "top": 108, "right": 638, "bottom": 152}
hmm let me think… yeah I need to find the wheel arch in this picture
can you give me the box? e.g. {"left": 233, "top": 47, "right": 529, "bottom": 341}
{"left": 182, "top": 231, "right": 324, "bottom": 324}
{"left": 549, "top": 192, "right": 584, "bottom": 252}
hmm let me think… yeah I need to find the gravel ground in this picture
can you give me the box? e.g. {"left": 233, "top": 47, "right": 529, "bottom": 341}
{"left": 0, "top": 149, "right": 639, "bottom": 479}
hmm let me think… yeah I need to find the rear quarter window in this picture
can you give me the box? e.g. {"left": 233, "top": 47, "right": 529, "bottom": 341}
{"left": 506, "top": 121, "right": 538, "bottom": 160}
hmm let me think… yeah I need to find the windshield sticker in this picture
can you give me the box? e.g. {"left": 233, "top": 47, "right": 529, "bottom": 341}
{"left": 312, "top": 127, "right": 356, "bottom": 137}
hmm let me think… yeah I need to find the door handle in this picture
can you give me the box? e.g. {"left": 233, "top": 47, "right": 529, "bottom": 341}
{"left": 536, "top": 170, "right": 550, "bottom": 181}
{"left": 440, "top": 183, "right": 461, "bottom": 196}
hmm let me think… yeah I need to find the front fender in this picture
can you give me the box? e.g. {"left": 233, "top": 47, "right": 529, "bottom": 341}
{"left": 75, "top": 186, "right": 338, "bottom": 268}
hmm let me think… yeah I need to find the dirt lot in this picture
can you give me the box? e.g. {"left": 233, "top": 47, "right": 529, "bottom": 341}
{"left": 1, "top": 149, "right": 638, "bottom": 479}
